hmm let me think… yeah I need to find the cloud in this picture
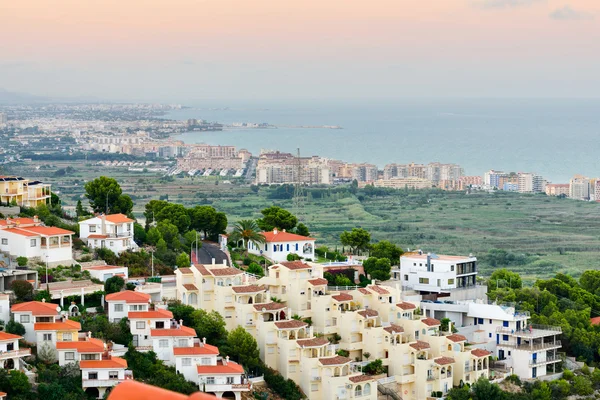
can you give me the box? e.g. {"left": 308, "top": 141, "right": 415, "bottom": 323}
{"left": 550, "top": 5, "right": 594, "bottom": 20}
{"left": 473, "top": 0, "right": 545, "bottom": 9}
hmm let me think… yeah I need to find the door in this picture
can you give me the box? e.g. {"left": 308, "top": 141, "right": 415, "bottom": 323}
{"left": 498, "top": 349, "right": 505, "bottom": 360}
{"left": 496, "top": 334, "right": 499, "bottom": 345}
{"left": 532, "top": 353, "right": 537, "bottom": 365}
{"left": 532, "top": 367, "right": 537, "bottom": 378}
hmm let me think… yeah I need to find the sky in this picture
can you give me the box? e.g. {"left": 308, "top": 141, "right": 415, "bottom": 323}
{"left": 0, "top": 0, "right": 599, "bottom": 101}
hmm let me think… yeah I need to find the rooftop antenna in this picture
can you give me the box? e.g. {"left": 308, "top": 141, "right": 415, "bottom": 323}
{"left": 293, "top": 148, "right": 305, "bottom": 221}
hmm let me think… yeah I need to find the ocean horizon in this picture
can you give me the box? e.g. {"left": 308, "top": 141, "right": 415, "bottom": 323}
{"left": 168, "top": 98, "right": 600, "bottom": 183}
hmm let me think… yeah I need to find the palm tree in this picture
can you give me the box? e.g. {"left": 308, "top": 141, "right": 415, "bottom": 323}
{"left": 229, "top": 219, "right": 266, "bottom": 252}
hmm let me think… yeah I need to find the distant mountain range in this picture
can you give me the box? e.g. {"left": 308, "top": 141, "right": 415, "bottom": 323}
{"left": 0, "top": 88, "right": 104, "bottom": 104}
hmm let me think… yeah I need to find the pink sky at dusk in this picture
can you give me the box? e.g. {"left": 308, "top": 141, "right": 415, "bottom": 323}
{"left": 0, "top": 0, "right": 598, "bottom": 100}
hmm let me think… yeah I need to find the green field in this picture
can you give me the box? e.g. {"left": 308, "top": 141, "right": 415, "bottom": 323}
{"left": 8, "top": 160, "right": 600, "bottom": 281}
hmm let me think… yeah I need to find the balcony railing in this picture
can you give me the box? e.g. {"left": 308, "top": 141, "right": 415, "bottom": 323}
{"left": 82, "top": 378, "right": 127, "bottom": 388}
{"left": 529, "top": 355, "right": 560, "bottom": 366}
{"left": 199, "top": 383, "right": 251, "bottom": 391}
{"left": 0, "top": 348, "right": 31, "bottom": 359}
{"left": 499, "top": 340, "right": 561, "bottom": 351}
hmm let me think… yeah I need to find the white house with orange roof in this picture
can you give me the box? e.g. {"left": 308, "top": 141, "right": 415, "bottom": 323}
{"left": 0, "top": 216, "right": 74, "bottom": 265}
{"left": 0, "top": 331, "right": 31, "bottom": 370}
{"left": 196, "top": 355, "right": 250, "bottom": 400}
{"left": 246, "top": 228, "right": 315, "bottom": 262}
{"left": 35, "top": 315, "right": 81, "bottom": 350}
{"left": 150, "top": 319, "right": 197, "bottom": 364}
{"left": 105, "top": 290, "right": 151, "bottom": 323}
{"left": 10, "top": 299, "right": 61, "bottom": 342}
{"left": 82, "top": 265, "right": 129, "bottom": 282}
{"left": 174, "top": 339, "right": 221, "bottom": 382}
{"left": 80, "top": 354, "right": 132, "bottom": 399}
{"left": 79, "top": 213, "right": 137, "bottom": 254}
{"left": 56, "top": 334, "right": 106, "bottom": 366}
{"left": 128, "top": 307, "right": 173, "bottom": 349}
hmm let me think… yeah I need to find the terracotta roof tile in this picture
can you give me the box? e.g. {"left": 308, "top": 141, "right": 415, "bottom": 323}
{"left": 421, "top": 318, "right": 441, "bottom": 326}
{"left": 128, "top": 309, "right": 173, "bottom": 319}
{"left": 308, "top": 278, "right": 328, "bottom": 286}
{"left": 151, "top": 326, "right": 196, "bottom": 337}
{"left": 296, "top": 337, "right": 330, "bottom": 347}
{"left": 183, "top": 284, "right": 199, "bottom": 291}
{"left": 358, "top": 288, "right": 371, "bottom": 295}
{"left": 11, "top": 301, "right": 59, "bottom": 316}
{"left": 208, "top": 267, "right": 243, "bottom": 276}
{"left": 446, "top": 334, "right": 467, "bottom": 342}
{"left": 332, "top": 293, "right": 353, "bottom": 302}
{"left": 105, "top": 290, "right": 151, "bottom": 303}
{"left": 349, "top": 375, "right": 375, "bottom": 383}
{"left": 396, "top": 302, "right": 417, "bottom": 310}
{"left": 106, "top": 381, "right": 216, "bottom": 400}
{"left": 367, "top": 285, "right": 389, "bottom": 295}
{"left": 231, "top": 285, "right": 264, "bottom": 293}
{"left": 174, "top": 344, "right": 219, "bottom": 356}
{"left": 87, "top": 234, "right": 108, "bottom": 239}
{"left": 274, "top": 320, "right": 307, "bottom": 329}
{"left": 178, "top": 268, "right": 193, "bottom": 274}
{"left": 280, "top": 261, "right": 311, "bottom": 270}
{"left": 197, "top": 360, "right": 244, "bottom": 374}
{"left": 104, "top": 214, "right": 135, "bottom": 224}
{"left": 319, "top": 355, "right": 352, "bottom": 366}
{"left": 435, "top": 356, "right": 455, "bottom": 365}
{"left": 2, "top": 228, "right": 38, "bottom": 237}
{"left": 409, "top": 340, "right": 431, "bottom": 350}
{"left": 56, "top": 338, "right": 105, "bottom": 352}
{"left": 357, "top": 309, "right": 378, "bottom": 318}
{"left": 471, "top": 349, "right": 492, "bottom": 358}
{"left": 0, "top": 217, "right": 35, "bottom": 226}
{"left": 80, "top": 356, "right": 128, "bottom": 369}
{"left": 262, "top": 230, "right": 315, "bottom": 243}
{"left": 253, "top": 303, "right": 286, "bottom": 311}
{"left": 34, "top": 319, "right": 81, "bottom": 331}
{"left": 193, "top": 264, "right": 210, "bottom": 275}
{"left": 383, "top": 324, "right": 404, "bottom": 334}
{"left": 0, "top": 332, "right": 22, "bottom": 341}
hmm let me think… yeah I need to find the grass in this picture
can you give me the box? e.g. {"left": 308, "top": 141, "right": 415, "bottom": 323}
{"left": 8, "top": 160, "right": 600, "bottom": 280}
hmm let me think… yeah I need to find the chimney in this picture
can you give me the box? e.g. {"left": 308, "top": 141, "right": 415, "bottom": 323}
{"left": 202, "top": 337, "right": 206, "bottom": 346}
{"left": 448, "top": 321, "right": 453, "bottom": 333}
{"left": 222, "top": 259, "right": 227, "bottom": 266}
{"left": 371, "top": 279, "right": 375, "bottom": 285}
{"left": 88, "top": 331, "right": 92, "bottom": 339}
{"left": 179, "top": 319, "right": 183, "bottom": 328}
{"left": 33, "top": 215, "right": 39, "bottom": 223}
{"left": 212, "top": 258, "right": 215, "bottom": 265}
{"left": 273, "top": 228, "right": 278, "bottom": 234}
{"left": 224, "top": 356, "right": 229, "bottom": 365}
{"left": 282, "top": 229, "right": 286, "bottom": 233}
{"left": 101, "top": 213, "right": 107, "bottom": 235}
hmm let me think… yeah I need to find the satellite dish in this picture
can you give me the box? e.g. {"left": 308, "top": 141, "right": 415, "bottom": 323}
{"left": 56, "top": 306, "right": 61, "bottom": 312}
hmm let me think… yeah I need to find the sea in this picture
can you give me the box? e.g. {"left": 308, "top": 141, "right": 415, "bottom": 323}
{"left": 167, "top": 99, "right": 600, "bottom": 183}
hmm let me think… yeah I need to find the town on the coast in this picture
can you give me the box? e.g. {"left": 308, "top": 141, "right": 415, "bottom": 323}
{"left": 0, "top": 105, "right": 599, "bottom": 400}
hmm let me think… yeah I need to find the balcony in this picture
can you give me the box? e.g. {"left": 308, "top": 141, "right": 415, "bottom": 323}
{"left": 311, "top": 376, "right": 322, "bottom": 381}
{"left": 200, "top": 383, "right": 251, "bottom": 392}
{"left": 529, "top": 355, "right": 561, "bottom": 366}
{"left": 82, "top": 371, "right": 133, "bottom": 388}
{"left": 495, "top": 324, "right": 561, "bottom": 339}
{"left": 499, "top": 340, "right": 562, "bottom": 351}
{"left": 0, "top": 348, "right": 31, "bottom": 360}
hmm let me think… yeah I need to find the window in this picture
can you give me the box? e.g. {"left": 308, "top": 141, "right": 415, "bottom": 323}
{"left": 489, "top": 319, "right": 492, "bottom": 324}
{"left": 114, "top": 304, "right": 124, "bottom": 312}
{"left": 30, "top": 239, "right": 37, "bottom": 247}
{"left": 226, "top": 377, "right": 234, "bottom": 384}
{"left": 489, "top": 333, "right": 492, "bottom": 338}
{"left": 62, "top": 333, "right": 72, "bottom": 341}
{"left": 82, "top": 354, "right": 97, "bottom": 360}
{"left": 289, "top": 365, "right": 296, "bottom": 373}
{"left": 65, "top": 352, "right": 75, "bottom": 361}
{"left": 404, "top": 274, "right": 408, "bottom": 281}
{"left": 268, "top": 347, "right": 275, "bottom": 354}
{"left": 159, "top": 339, "right": 169, "bottom": 348}
{"left": 448, "top": 279, "right": 455, "bottom": 285}
{"left": 419, "top": 278, "right": 429, "bottom": 284}
{"left": 503, "top": 321, "right": 509, "bottom": 327}
{"left": 451, "top": 265, "right": 454, "bottom": 271}
{"left": 311, "top": 384, "right": 318, "bottom": 392}
{"left": 155, "top": 321, "right": 165, "bottom": 329}
{"left": 286, "top": 244, "right": 290, "bottom": 251}
{"left": 109, "top": 241, "right": 114, "bottom": 247}
{"left": 295, "top": 243, "right": 298, "bottom": 251}
{"left": 178, "top": 339, "right": 187, "bottom": 347}
{"left": 43, "top": 333, "right": 52, "bottom": 341}
{"left": 136, "top": 321, "right": 145, "bottom": 329}
{"left": 89, "top": 226, "right": 96, "bottom": 233}
{"left": 182, "top": 358, "right": 192, "bottom": 366}
{"left": 1, "top": 238, "right": 7, "bottom": 245}
{"left": 20, "top": 315, "right": 30, "bottom": 323}
{"left": 503, "top": 335, "right": 509, "bottom": 341}
{"left": 478, "top": 318, "right": 484, "bottom": 324}
{"left": 201, "top": 358, "right": 211, "bottom": 365}
{"left": 109, "top": 371, "right": 119, "bottom": 379}
{"left": 88, "top": 372, "right": 98, "bottom": 380}
{"left": 127, "top": 224, "right": 131, "bottom": 232}
{"left": 206, "top": 377, "right": 215, "bottom": 385}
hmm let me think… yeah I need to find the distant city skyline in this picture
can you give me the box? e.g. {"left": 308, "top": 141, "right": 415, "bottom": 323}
{"left": 0, "top": 0, "right": 599, "bottom": 102}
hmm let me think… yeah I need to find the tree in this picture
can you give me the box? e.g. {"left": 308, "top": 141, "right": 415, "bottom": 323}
{"left": 188, "top": 205, "right": 216, "bottom": 237}
{"left": 340, "top": 228, "right": 371, "bottom": 254}
{"left": 16, "top": 256, "right": 28, "bottom": 267}
{"left": 105, "top": 275, "right": 125, "bottom": 294}
{"left": 34, "top": 289, "right": 52, "bottom": 303}
{"left": 257, "top": 206, "right": 298, "bottom": 232}
{"left": 38, "top": 342, "right": 58, "bottom": 364}
{"left": 75, "top": 199, "right": 85, "bottom": 217}
{"left": 6, "top": 370, "right": 32, "bottom": 397}
{"left": 156, "top": 203, "right": 190, "bottom": 233}
{"left": 363, "top": 257, "right": 391, "bottom": 281}
{"left": 224, "top": 326, "right": 261, "bottom": 372}
{"left": 295, "top": 223, "right": 310, "bottom": 237}
{"left": 335, "top": 274, "right": 353, "bottom": 286}
{"left": 133, "top": 222, "right": 147, "bottom": 245}
{"left": 168, "top": 301, "right": 196, "bottom": 327}
{"left": 247, "top": 263, "right": 264, "bottom": 277}
{"left": 176, "top": 252, "right": 191, "bottom": 269}
{"left": 156, "top": 220, "right": 179, "bottom": 247}
{"left": 11, "top": 280, "right": 34, "bottom": 301}
{"left": 143, "top": 200, "right": 170, "bottom": 229}
{"left": 363, "top": 359, "right": 385, "bottom": 375}
{"left": 471, "top": 377, "right": 503, "bottom": 400}
{"left": 208, "top": 212, "right": 228, "bottom": 240}
{"left": 488, "top": 268, "right": 523, "bottom": 290}
{"left": 190, "top": 309, "right": 228, "bottom": 348}
{"left": 84, "top": 176, "right": 133, "bottom": 215}
{"left": 228, "top": 219, "right": 266, "bottom": 251}
{"left": 5, "top": 319, "right": 26, "bottom": 335}
{"left": 446, "top": 386, "right": 472, "bottom": 400}
{"left": 146, "top": 227, "right": 162, "bottom": 246}
{"left": 370, "top": 240, "right": 403, "bottom": 262}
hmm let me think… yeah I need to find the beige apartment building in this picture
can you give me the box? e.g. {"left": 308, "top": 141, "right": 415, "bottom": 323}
{"left": 545, "top": 184, "right": 569, "bottom": 197}
{"left": 177, "top": 145, "right": 249, "bottom": 171}
{"left": 176, "top": 259, "right": 493, "bottom": 400}
{"left": 0, "top": 176, "right": 51, "bottom": 207}
{"left": 569, "top": 175, "right": 590, "bottom": 200}
{"left": 255, "top": 152, "right": 332, "bottom": 185}
{"left": 373, "top": 177, "right": 433, "bottom": 190}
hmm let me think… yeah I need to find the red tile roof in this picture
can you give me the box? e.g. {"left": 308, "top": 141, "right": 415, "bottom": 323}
{"left": 296, "top": 337, "right": 330, "bottom": 347}
{"left": 410, "top": 340, "right": 431, "bottom": 350}
{"left": 151, "top": 326, "right": 196, "bottom": 337}
{"left": 262, "top": 230, "right": 315, "bottom": 243}
{"left": 2, "top": 228, "right": 38, "bottom": 237}
{"left": 0, "top": 217, "right": 35, "bottom": 226}
{"left": 174, "top": 344, "right": 219, "bottom": 356}
{"left": 0, "top": 332, "right": 22, "bottom": 341}
{"left": 349, "top": 375, "right": 374, "bottom": 383}
{"left": 421, "top": 318, "right": 441, "bottom": 326}
{"left": 319, "top": 355, "right": 352, "bottom": 366}
{"left": 358, "top": 288, "right": 371, "bottom": 295}
{"left": 591, "top": 316, "right": 600, "bottom": 325}
{"left": 208, "top": 267, "right": 243, "bottom": 276}
{"left": 357, "top": 309, "right": 378, "bottom": 318}
{"left": 56, "top": 338, "right": 105, "bottom": 352}
{"left": 128, "top": 309, "right": 173, "bottom": 319}
{"left": 383, "top": 324, "right": 404, "bottom": 334}
{"left": 107, "top": 380, "right": 216, "bottom": 400}
{"left": 446, "top": 334, "right": 467, "bottom": 342}
{"left": 274, "top": 320, "right": 307, "bottom": 329}
{"left": 280, "top": 261, "right": 310, "bottom": 270}
{"left": 178, "top": 268, "right": 193, "bottom": 274}
{"left": 105, "top": 290, "right": 150, "bottom": 303}
{"left": 34, "top": 319, "right": 81, "bottom": 331}
{"left": 11, "top": 301, "right": 59, "bottom": 316}
{"left": 332, "top": 293, "right": 353, "bottom": 302}
{"left": 183, "top": 284, "right": 199, "bottom": 291}
{"left": 231, "top": 285, "right": 264, "bottom": 293}
{"left": 253, "top": 303, "right": 286, "bottom": 311}
{"left": 197, "top": 360, "right": 244, "bottom": 374}
{"left": 193, "top": 264, "right": 210, "bottom": 275}
{"left": 367, "top": 285, "right": 389, "bottom": 295}
{"left": 80, "top": 356, "right": 128, "bottom": 369}
{"left": 396, "top": 302, "right": 417, "bottom": 310}
{"left": 308, "top": 278, "right": 328, "bottom": 286}
{"left": 87, "top": 234, "right": 109, "bottom": 239}
{"left": 13, "top": 226, "right": 74, "bottom": 236}
{"left": 435, "top": 356, "right": 455, "bottom": 365}
{"left": 104, "top": 214, "right": 135, "bottom": 224}
{"left": 471, "top": 349, "right": 492, "bottom": 358}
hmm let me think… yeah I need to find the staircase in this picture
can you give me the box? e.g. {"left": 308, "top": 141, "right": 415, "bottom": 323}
{"left": 378, "top": 383, "right": 402, "bottom": 400}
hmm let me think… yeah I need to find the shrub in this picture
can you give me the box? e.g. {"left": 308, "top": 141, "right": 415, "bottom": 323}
{"left": 105, "top": 276, "right": 125, "bottom": 294}
{"left": 16, "top": 256, "right": 28, "bottom": 267}
{"left": 243, "top": 257, "right": 253, "bottom": 266}
{"left": 6, "top": 319, "right": 26, "bottom": 335}
{"left": 263, "top": 367, "right": 304, "bottom": 400}
{"left": 286, "top": 253, "right": 302, "bottom": 261}
{"left": 363, "top": 359, "right": 385, "bottom": 375}
{"left": 247, "top": 263, "right": 264, "bottom": 277}
{"left": 11, "top": 280, "right": 34, "bottom": 301}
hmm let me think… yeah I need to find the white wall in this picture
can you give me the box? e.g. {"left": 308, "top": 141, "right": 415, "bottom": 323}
{"left": 248, "top": 240, "right": 315, "bottom": 262}
{"left": 107, "top": 301, "right": 149, "bottom": 322}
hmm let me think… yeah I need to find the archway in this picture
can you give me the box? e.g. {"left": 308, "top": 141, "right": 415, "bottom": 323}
{"left": 222, "top": 391, "right": 236, "bottom": 399}
{"left": 5, "top": 358, "right": 14, "bottom": 369}
{"left": 85, "top": 387, "right": 100, "bottom": 399}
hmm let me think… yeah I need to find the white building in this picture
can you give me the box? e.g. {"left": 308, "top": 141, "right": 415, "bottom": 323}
{"left": 246, "top": 229, "right": 315, "bottom": 262}
{"left": 0, "top": 331, "right": 31, "bottom": 370}
{"left": 105, "top": 291, "right": 151, "bottom": 323}
{"left": 10, "top": 300, "right": 61, "bottom": 343}
{"left": 56, "top": 335, "right": 106, "bottom": 366}
{"left": 399, "top": 252, "right": 478, "bottom": 294}
{"left": 79, "top": 214, "right": 137, "bottom": 254}
{"left": 82, "top": 265, "right": 128, "bottom": 282}
{"left": 150, "top": 321, "right": 196, "bottom": 364}
{"left": 80, "top": 355, "right": 132, "bottom": 398}
{"left": 0, "top": 217, "right": 75, "bottom": 265}
{"left": 128, "top": 308, "right": 173, "bottom": 348}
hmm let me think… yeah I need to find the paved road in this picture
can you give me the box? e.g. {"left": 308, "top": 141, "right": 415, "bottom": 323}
{"left": 194, "top": 241, "right": 228, "bottom": 266}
